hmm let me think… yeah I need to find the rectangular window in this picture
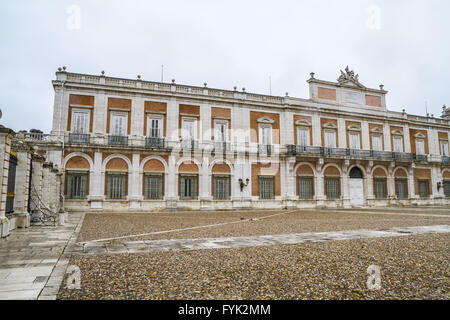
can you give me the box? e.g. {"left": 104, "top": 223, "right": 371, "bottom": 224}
{"left": 395, "top": 178, "right": 408, "bottom": 199}
{"left": 179, "top": 175, "right": 198, "bottom": 200}
{"left": 324, "top": 129, "right": 336, "bottom": 148}
{"left": 418, "top": 179, "right": 429, "bottom": 198}
{"left": 260, "top": 126, "right": 272, "bottom": 145}
{"left": 440, "top": 140, "right": 449, "bottom": 156}
{"left": 349, "top": 132, "right": 361, "bottom": 149}
{"left": 298, "top": 177, "right": 314, "bottom": 200}
{"left": 393, "top": 136, "right": 403, "bottom": 152}
{"left": 415, "top": 138, "right": 425, "bottom": 155}
{"left": 259, "top": 176, "right": 275, "bottom": 199}
{"left": 106, "top": 173, "right": 126, "bottom": 199}
{"left": 148, "top": 117, "right": 163, "bottom": 138}
{"left": 66, "top": 172, "right": 88, "bottom": 199}
{"left": 182, "top": 119, "right": 196, "bottom": 140}
{"left": 213, "top": 176, "right": 230, "bottom": 200}
{"left": 110, "top": 113, "right": 127, "bottom": 136}
{"left": 372, "top": 134, "right": 383, "bottom": 151}
{"left": 144, "top": 174, "right": 163, "bottom": 200}
{"left": 297, "top": 127, "right": 310, "bottom": 147}
{"left": 374, "top": 179, "right": 387, "bottom": 199}
{"left": 72, "top": 111, "right": 89, "bottom": 134}
{"left": 444, "top": 180, "right": 450, "bottom": 197}
{"left": 215, "top": 121, "right": 228, "bottom": 142}
{"left": 325, "top": 177, "right": 340, "bottom": 199}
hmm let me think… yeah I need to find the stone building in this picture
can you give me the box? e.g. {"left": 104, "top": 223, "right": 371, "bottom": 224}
{"left": 31, "top": 66, "right": 450, "bottom": 212}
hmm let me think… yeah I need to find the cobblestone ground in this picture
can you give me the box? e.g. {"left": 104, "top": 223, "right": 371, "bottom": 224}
{"left": 58, "top": 233, "right": 450, "bottom": 300}
{"left": 78, "top": 209, "right": 450, "bottom": 242}
{"left": 54, "top": 208, "right": 450, "bottom": 300}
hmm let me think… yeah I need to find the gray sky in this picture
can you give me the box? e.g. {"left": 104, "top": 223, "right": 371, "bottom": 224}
{"left": 1, "top": 0, "right": 449, "bottom": 133}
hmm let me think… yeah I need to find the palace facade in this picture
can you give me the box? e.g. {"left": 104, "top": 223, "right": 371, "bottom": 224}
{"left": 34, "top": 67, "right": 450, "bottom": 212}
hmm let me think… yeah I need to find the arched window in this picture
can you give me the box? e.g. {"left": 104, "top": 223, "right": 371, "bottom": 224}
{"left": 349, "top": 167, "right": 363, "bottom": 179}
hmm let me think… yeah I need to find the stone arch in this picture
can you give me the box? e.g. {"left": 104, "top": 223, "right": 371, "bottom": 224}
{"left": 63, "top": 152, "right": 93, "bottom": 171}
{"left": 140, "top": 155, "right": 168, "bottom": 173}
{"left": 372, "top": 165, "right": 388, "bottom": 177}
{"left": 176, "top": 158, "right": 201, "bottom": 173}
{"left": 442, "top": 169, "right": 450, "bottom": 179}
{"left": 323, "top": 163, "right": 342, "bottom": 176}
{"left": 209, "top": 159, "right": 233, "bottom": 175}
{"left": 294, "top": 162, "right": 315, "bottom": 176}
{"left": 102, "top": 154, "right": 131, "bottom": 172}
{"left": 394, "top": 167, "right": 408, "bottom": 178}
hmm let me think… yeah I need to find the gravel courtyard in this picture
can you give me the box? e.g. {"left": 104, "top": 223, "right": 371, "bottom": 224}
{"left": 58, "top": 208, "right": 450, "bottom": 300}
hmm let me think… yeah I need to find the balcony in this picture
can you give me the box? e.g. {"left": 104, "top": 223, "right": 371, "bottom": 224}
{"left": 287, "top": 145, "right": 323, "bottom": 156}
{"left": 180, "top": 139, "right": 199, "bottom": 150}
{"left": 145, "top": 137, "right": 165, "bottom": 149}
{"left": 415, "top": 154, "right": 428, "bottom": 163}
{"left": 258, "top": 144, "right": 274, "bottom": 155}
{"left": 213, "top": 141, "right": 231, "bottom": 152}
{"left": 443, "top": 155, "right": 450, "bottom": 164}
{"left": 69, "top": 133, "right": 90, "bottom": 144}
{"left": 108, "top": 135, "right": 128, "bottom": 146}
{"left": 286, "top": 144, "right": 417, "bottom": 162}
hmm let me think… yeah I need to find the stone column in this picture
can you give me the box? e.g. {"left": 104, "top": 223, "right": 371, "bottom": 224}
{"left": 166, "top": 155, "right": 178, "bottom": 209}
{"left": 408, "top": 164, "right": 416, "bottom": 199}
{"left": 0, "top": 127, "right": 14, "bottom": 237}
{"left": 166, "top": 98, "right": 179, "bottom": 148}
{"left": 129, "top": 153, "right": 142, "bottom": 209}
{"left": 130, "top": 95, "right": 144, "bottom": 147}
{"left": 285, "top": 157, "right": 296, "bottom": 200}
{"left": 383, "top": 122, "right": 392, "bottom": 151}
{"left": 431, "top": 165, "right": 443, "bottom": 199}
{"left": 404, "top": 124, "right": 411, "bottom": 153}
{"left": 312, "top": 112, "right": 321, "bottom": 147}
{"left": 88, "top": 152, "right": 104, "bottom": 209}
{"left": 337, "top": 118, "right": 346, "bottom": 148}
{"left": 30, "top": 154, "right": 45, "bottom": 219}
{"left": 361, "top": 120, "right": 370, "bottom": 150}
{"left": 314, "top": 159, "right": 325, "bottom": 206}
{"left": 200, "top": 157, "right": 212, "bottom": 209}
{"left": 365, "top": 161, "right": 374, "bottom": 200}
{"left": 50, "top": 167, "right": 59, "bottom": 211}
{"left": 12, "top": 141, "right": 33, "bottom": 228}
{"left": 387, "top": 162, "right": 396, "bottom": 204}
{"left": 342, "top": 160, "right": 350, "bottom": 208}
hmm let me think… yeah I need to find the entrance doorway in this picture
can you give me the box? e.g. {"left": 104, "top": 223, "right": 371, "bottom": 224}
{"left": 349, "top": 167, "right": 364, "bottom": 206}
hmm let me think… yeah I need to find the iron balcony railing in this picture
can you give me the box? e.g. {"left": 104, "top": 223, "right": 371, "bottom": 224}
{"left": 108, "top": 135, "right": 128, "bottom": 146}
{"left": 69, "top": 133, "right": 90, "bottom": 144}
{"left": 145, "top": 137, "right": 165, "bottom": 149}
{"left": 442, "top": 155, "right": 450, "bottom": 164}
{"left": 180, "top": 139, "right": 199, "bottom": 150}
{"left": 213, "top": 141, "right": 231, "bottom": 152}
{"left": 258, "top": 144, "right": 274, "bottom": 155}
{"left": 415, "top": 154, "right": 428, "bottom": 162}
{"left": 287, "top": 145, "right": 417, "bottom": 161}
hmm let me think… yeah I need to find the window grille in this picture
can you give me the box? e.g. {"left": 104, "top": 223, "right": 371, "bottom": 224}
{"left": 213, "top": 176, "right": 230, "bottom": 200}
{"left": 325, "top": 177, "right": 340, "bottom": 199}
{"left": 259, "top": 176, "right": 275, "bottom": 199}
{"left": 444, "top": 180, "right": 450, "bottom": 197}
{"left": 107, "top": 173, "right": 126, "bottom": 199}
{"left": 374, "top": 178, "right": 387, "bottom": 199}
{"left": 66, "top": 172, "right": 88, "bottom": 199}
{"left": 179, "top": 175, "right": 198, "bottom": 200}
{"left": 298, "top": 177, "right": 314, "bottom": 199}
{"left": 395, "top": 179, "right": 408, "bottom": 199}
{"left": 418, "top": 179, "right": 429, "bottom": 198}
{"left": 144, "top": 174, "right": 163, "bottom": 200}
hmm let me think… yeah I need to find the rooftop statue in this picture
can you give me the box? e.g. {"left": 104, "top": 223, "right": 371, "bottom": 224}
{"left": 338, "top": 66, "right": 360, "bottom": 84}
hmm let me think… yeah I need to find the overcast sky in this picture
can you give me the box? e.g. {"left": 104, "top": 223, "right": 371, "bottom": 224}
{"left": 0, "top": 0, "right": 449, "bottom": 133}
